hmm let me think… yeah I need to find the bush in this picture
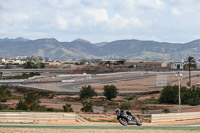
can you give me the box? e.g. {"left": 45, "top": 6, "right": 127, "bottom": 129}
{"left": 141, "top": 107, "right": 148, "bottom": 114}
{"left": 0, "top": 104, "right": 8, "bottom": 110}
{"left": 103, "top": 85, "right": 118, "bottom": 101}
{"left": 46, "top": 108, "right": 54, "bottom": 112}
{"left": 30, "top": 100, "right": 46, "bottom": 111}
{"left": 0, "top": 85, "right": 11, "bottom": 102}
{"left": 120, "top": 102, "right": 131, "bottom": 110}
{"left": 16, "top": 92, "right": 44, "bottom": 111}
{"left": 80, "top": 85, "right": 97, "bottom": 99}
{"left": 103, "top": 105, "right": 109, "bottom": 113}
{"left": 162, "top": 108, "right": 170, "bottom": 113}
{"left": 159, "top": 85, "right": 200, "bottom": 106}
{"left": 81, "top": 98, "right": 94, "bottom": 112}
{"left": 159, "top": 85, "right": 179, "bottom": 104}
{"left": 63, "top": 103, "right": 74, "bottom": 112}
{"left": 16, "top": 98, "right": 27, "bottom": 110}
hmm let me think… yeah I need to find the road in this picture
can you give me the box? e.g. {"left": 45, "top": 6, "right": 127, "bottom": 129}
{"left": 54, "top": 74, "right": 156, "bottom": 91}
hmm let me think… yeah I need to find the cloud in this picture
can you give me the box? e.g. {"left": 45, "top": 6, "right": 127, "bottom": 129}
{"left": 107, "top": 14, "right": 142, "bottom": 30}
{"left": 0, "top": 0, "right": 200, "bottom": 43}
{"left": 171, "top": 8, "right": 181, "bottom": 16}
{"left": 56, "top": 16, "right": 68, "bottom": 30}
{"left": 138, "top": 0, "right": 166, "bottom": 10}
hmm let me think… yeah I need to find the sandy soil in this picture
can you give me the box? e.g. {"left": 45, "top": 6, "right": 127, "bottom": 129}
{"left": 0, "top": 128, "right": 199, "bottom": 133}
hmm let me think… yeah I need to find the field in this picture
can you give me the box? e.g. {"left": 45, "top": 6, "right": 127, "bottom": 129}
{"left": 1, "top": 71, "right": 200, "bottom": 123}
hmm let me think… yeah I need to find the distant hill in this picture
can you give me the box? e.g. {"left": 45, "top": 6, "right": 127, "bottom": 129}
{"left": 0, "top": 37, "right": 200, "bottom": 61}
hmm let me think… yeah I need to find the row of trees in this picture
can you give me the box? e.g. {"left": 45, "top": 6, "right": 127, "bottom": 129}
{"left": 23, "top": 61, "right": 46, "bottom": 69}
{"left": 80, "top": 85, "right": 118, "bottom": 100}
{"left": 159, "top": 85, "right": 200, "bottom": 106}
{"left": 79, "top": 85, "right": 118, "bottom": 112}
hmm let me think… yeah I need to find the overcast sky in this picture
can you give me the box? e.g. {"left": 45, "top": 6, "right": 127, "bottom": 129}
{"left": 0, "top": 0, "right": 200, "bottom": 43}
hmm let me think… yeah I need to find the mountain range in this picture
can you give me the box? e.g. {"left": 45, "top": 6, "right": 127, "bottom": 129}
{"left": 0, "top": 37, "right": 200, "bottom": 61}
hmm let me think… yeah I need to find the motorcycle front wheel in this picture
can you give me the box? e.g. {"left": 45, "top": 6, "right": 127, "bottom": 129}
{"left": 135, "top": 117, "right": 142, "bottom": 126}
{"left": 118, "top": 118, "right": 128, "bottom": 126}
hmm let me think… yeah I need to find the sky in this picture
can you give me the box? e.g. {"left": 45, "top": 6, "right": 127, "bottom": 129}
{"left": 0, "top": 0, "right": 200, "bottom": 43}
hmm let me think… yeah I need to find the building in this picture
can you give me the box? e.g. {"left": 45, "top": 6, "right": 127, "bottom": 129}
{"left": 0, "top": 58, "right": 6, "bottom": 63}
{"left": 170, "top": 62, "right": 184, "bottom": 70}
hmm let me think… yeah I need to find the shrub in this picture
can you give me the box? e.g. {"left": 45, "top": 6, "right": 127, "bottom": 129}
{"left": 16, "top": 98, "right": 27, "bottom": 110}
{"left": 81, "top": 98, "right": 94, "bottom": 112}
{"left": 0, "top": 85, "right": 11, "bottom": 102}
{"left": 103, "top": 85, "right": 118, "bottom": 101}
{"left": 0, "top": 104, "right": 8, "bottom": 110}
{"left": 63, "top": 103, "right": 74, "bottom": 112}
{"left": 120, "top": 102, "right": 131, "bottom": 110}
{"left": 46, "top": 108, "right": 55, "bottom": 112}
{"left": 103, "top": 105, "right": 109, "bottom": 113}
{"left": 159, "top": 85, "right": 200, "bottom": 106}
{"left": 162, "top": 108, "right": 170, "bottom": 113}
{"left": 80, "top": 85, "right": 97, "bottom": 99}
{"left": 141, "top": 107, "right": 149, "bottom": 114}
{"left": 16, "top": 92, "right": 44, "bottom": 111}
{"left": 159, "top": 85, "right": 179, "bottom": 104}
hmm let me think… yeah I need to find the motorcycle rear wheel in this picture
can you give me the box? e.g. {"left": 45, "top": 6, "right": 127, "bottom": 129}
{"left": 118, "top": 118, "right": 128, "bottom": 126}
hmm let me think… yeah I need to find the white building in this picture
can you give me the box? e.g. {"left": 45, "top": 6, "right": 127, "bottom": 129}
{"left": 170, "top": 62, "right": 184, "bottom": 70}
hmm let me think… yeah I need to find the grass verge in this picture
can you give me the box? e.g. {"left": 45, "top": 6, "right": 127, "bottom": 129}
{"left": 1, "top": 126, "right": 200, "bottom": 130}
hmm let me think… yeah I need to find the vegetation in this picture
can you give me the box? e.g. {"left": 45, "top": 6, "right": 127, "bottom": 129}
{"left": 63, "top": 103, "right": 74, "bottom": 112}
{"left": 81, "top": 98, "right": 94, "bottom": 112}
{"left": 134, "top": 96, "right": 159, "bottom": 105}
{"left": 141, "top": 107, "right": 149, "bottom": 114}
{"left": 0, "top": 104, "right": 8, "bottom": 110}
{"left": 120, "top": 102, "right": 131, "bottom": 110}
{"left": 103, "top": 85, "right": 118, "bottom": 101}
{"left": 23, "top": 61, "right": 46, "bottom": 69}
{"left": 162, "top": 108, "right": 170, "bottom": 113}
{"left": 16, "top": 92, "right": 45, "bottom": 111}
{"left": 125, "top": 95, "right": 137, "bottom": 101}
{"left": 184, "top": 56, "right": 197, "bottom": 86}
{"left": 79, "top": 58, "right": 102, "bottom": 64}
{"left": 79, "top": 85, "right": 97, "bottom": 99}
{"left": 159, "top": 85, "right": 200, "bottom": 106}
{"left": 103, "top": 105, "right": 109, "bottom": 113}
{"left": 6, "top": 72, "right": 40, "bottom": 79}
{"left": 0, "top": 85, "right": 11, "bottom": 102}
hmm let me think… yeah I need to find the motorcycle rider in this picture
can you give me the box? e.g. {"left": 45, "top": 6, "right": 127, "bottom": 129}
{"left": 115, "top": 108, "right": 136, "bottom": 120}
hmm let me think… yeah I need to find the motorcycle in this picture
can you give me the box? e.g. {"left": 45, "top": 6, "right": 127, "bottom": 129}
{"left": 115, "top": 108, "right": 142, "bottom": 126}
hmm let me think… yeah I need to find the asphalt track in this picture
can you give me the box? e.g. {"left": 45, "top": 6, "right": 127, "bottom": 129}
{"left": 54, "top": 74, "right": 156, "bottom": 91}
{"left": 1, "top": 122, "right": 200, "bottom": 128}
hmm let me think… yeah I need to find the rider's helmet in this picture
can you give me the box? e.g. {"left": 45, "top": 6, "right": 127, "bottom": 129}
{"left": 115, "top": 108, "right": 120, "bottom": 113}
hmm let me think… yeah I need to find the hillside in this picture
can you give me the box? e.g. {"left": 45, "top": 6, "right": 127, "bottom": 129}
{"left": 0, "top": 37, "right": 199, "bottom": 61}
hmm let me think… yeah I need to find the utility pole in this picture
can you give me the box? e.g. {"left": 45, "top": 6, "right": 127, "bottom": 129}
{"left": 146, "top": 58, "right": 149, "bottom": 73}
{"left": 175, "top": 72, "right": 182, "bottom": 113}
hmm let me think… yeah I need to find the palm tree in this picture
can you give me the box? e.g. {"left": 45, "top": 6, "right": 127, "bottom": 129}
{"left": 185, "top": 56, "right": 197, "bottom": 86}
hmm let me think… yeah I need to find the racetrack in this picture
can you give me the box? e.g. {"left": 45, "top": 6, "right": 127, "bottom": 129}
{"left": 0, "top": 128, "right": 199, "bottom": 133}
{"left": 1, "top": 123, "right": 200, "bottom": 133}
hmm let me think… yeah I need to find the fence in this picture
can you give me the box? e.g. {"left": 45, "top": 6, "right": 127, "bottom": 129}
{"left": 151, "top": 112, "right": 200, "bottom": 122}
{"left": 0, "top": 112, "right": 77, "bottom": 123}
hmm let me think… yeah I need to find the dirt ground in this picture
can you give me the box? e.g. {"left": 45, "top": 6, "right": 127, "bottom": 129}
{"left": 0, "top": 128, "right": 199, "bottom": 133}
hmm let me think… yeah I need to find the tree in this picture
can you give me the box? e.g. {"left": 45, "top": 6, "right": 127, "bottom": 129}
{"left": 63, "top": 103, "right": 74, "bottom": 112}
{"left": 79, "top": 85, "right": 97, "bottom": 99}
{"left": 38, "top": 62, "right": 46, "bottom": 68}
{"left": 0, "top": 85, "right": 11, "bottom": 102}
{"left": 81, "top": 98, "right": 94, "bottom": 112}
{"left": 103, "top": 85, "right": 118, "bottom": 100}
{"left": 16, "top": 92, "right": 44, "bottom": 111}
{"left": 24, "top": 61, "right": 36, "bottom": 69}
{"left": 159, "top": 85, "right": 200, "bottom": 106}
{"left": 185, "top": 56, "right": 197, "bottom": 86}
